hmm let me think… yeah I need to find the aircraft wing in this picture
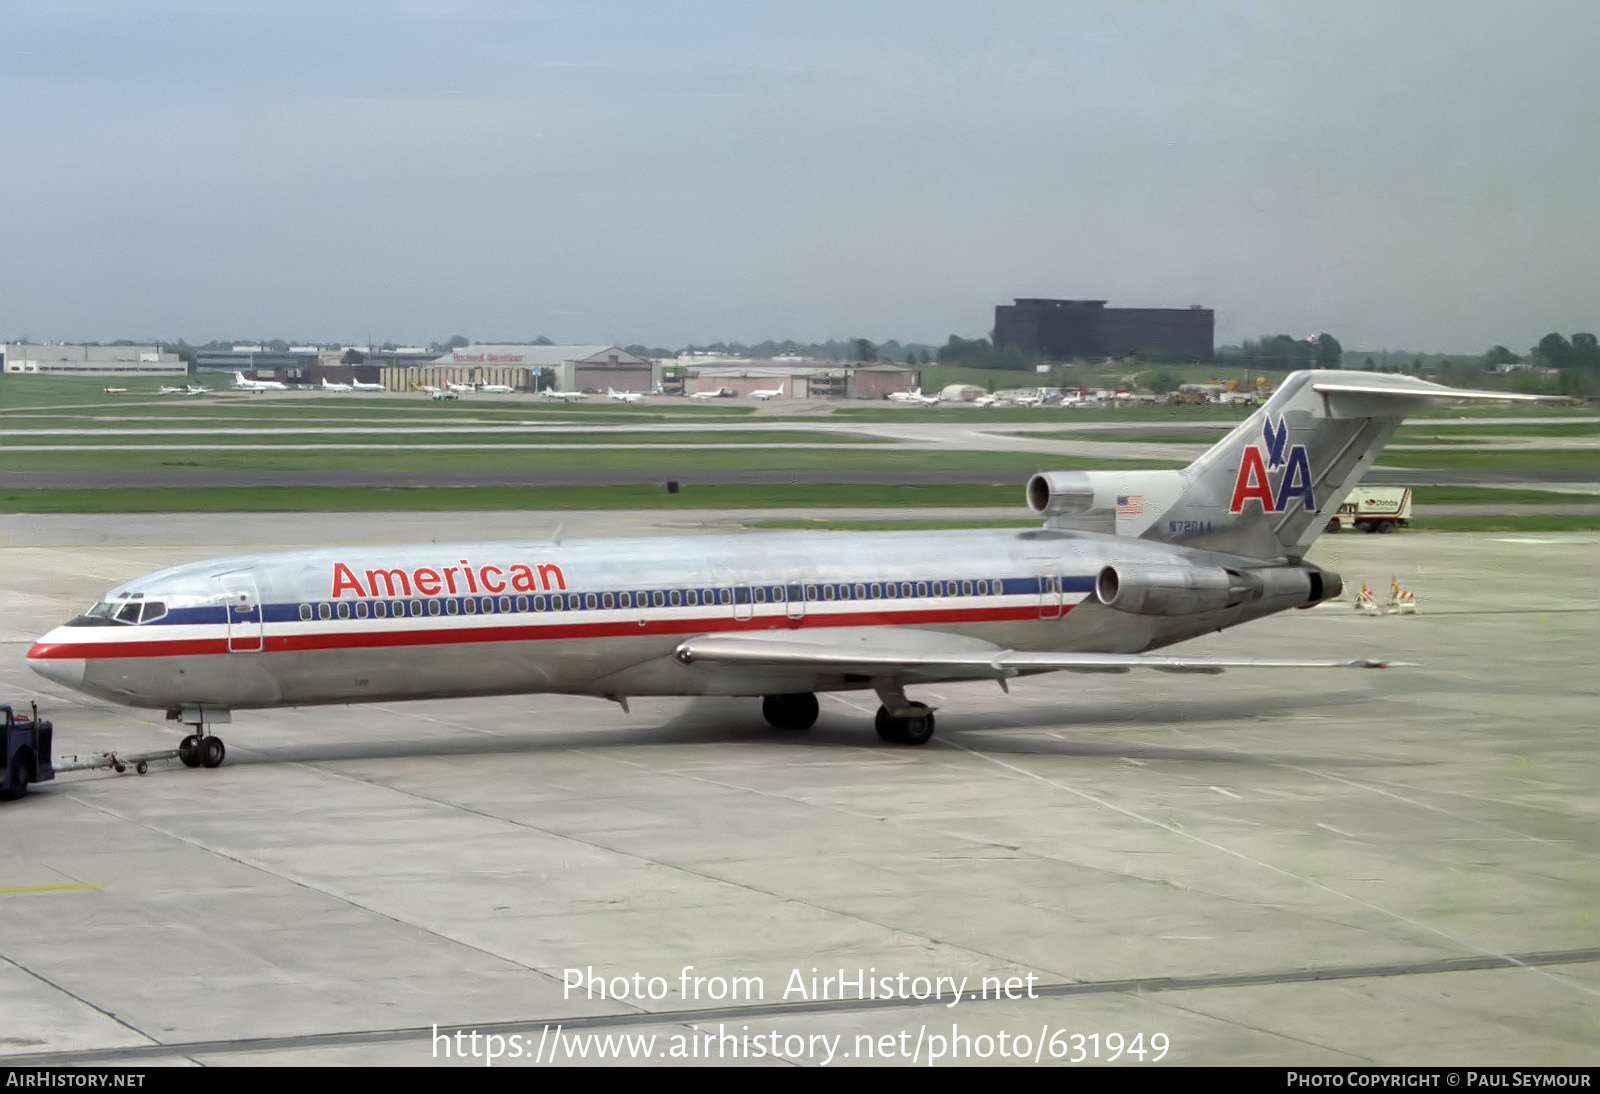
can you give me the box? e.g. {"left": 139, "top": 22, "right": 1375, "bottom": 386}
{"left": 674, "top": 627, "right": 1404, "bottom": 680}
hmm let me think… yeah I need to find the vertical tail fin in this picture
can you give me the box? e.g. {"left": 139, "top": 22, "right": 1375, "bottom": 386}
{"left": 1028, "top": 370, "right": 1551, "bottom": 561}
{"left": 1142, "top": 370, "right": 1549, "bottom": 560}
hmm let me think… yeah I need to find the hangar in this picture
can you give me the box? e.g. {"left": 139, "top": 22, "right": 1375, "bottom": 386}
{"left": 409, "top": 345, "right": 657, "bottom": 394}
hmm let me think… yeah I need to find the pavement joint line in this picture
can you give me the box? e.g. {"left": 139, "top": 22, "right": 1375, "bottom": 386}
{"left": 943, "top": 740, "right": 1600, "bottom": 1002}
{"left": 4, "top": 947, "right": 1597, "bottom": 1066}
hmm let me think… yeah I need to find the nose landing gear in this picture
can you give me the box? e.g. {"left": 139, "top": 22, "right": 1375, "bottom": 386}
{"left": 177, "top": 734, "right": 226, "bottom": 769}
{"left": 170, "top": 706, "right": 230, "bottom": 769}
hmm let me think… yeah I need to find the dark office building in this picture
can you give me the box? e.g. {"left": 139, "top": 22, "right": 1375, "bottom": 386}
{"left": 994, "top": 299, "right": 1214, "bottom": 362}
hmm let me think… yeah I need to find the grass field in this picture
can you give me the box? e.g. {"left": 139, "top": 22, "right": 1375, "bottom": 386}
{"left": 0, "top": 447, "right": 1184, "bottom": 474}
{"left": 753, "top": 513, "right": 1600, "bottom": 533}
{"left": 0, "top": 483, "right": 1026, "bottom": 513}
{"left": 1376, "top": 449, "right": 1600, "bottom": 471}
{"left": 1, "top": 429, "right": 887, "bottom": 447}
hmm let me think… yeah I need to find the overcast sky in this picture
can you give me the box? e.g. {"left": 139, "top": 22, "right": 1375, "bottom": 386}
{"left": 3, "top": 1, "right": 1596, "bottom": 352}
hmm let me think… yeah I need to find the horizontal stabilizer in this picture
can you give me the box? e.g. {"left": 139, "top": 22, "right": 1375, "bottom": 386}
{"left": 674, "top": 629, "right": 1406, "bottom": 682}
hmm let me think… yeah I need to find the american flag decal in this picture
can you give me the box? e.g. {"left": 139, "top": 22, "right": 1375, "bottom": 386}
{"left": 1117, "top": 495, "right": 1144, "bottom": 514}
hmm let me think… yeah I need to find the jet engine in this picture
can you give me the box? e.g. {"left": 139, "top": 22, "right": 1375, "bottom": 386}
{"left": 1094, "top": 563, "right": 1343, "bottom": 616}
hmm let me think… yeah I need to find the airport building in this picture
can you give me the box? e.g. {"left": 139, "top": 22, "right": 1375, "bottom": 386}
{"left": 398, "top": 345, "right": 658, "bottom": 394}
{"left": 994, "top": 298, "right": 1214, "bottom": 362}
{"left": 1, "top": 343, "right": 185, "bottom": 376}
{"left": 680, "top": 361, "right": 914, "bottom": 399}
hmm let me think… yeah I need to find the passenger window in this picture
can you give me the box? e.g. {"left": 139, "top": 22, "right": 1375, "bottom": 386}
{"left": 669, "top": 590, "right": 681, "bottom": 606}
{"left": 720, "top": 589, "right": 731, "bottom": 605}
{"left": 753, "top": 587, "right": 765, "bottom": 604}
{"left": 410, "top": 600, "right": 423, "bottom": 616}
{"left": 886, "top": 584, "right": 899, "bottom": 599}
{"left": 355, "top": 602, "right": 368, "bottom": 619}
{"left": 585, "top": 593, "right": 598, "bottom": 610}
{"left": 482, "top": 597, "right": 494, "bottom": 613}
{"left": 517, "top": 596, "right": 528, "bottom": 612}
{"left": 854, "top": 583, "right": 866, "bottom": 599}
{"left": 916, "top": 582, "right": 928, "bottom": 597}
{"left": 318, "top": 603, "right": 332, "bottom": 620}
{"left": 446, "top": 599, "right": 459, "bottom": 615}
{"left": 337, "top": 602, "right": 350, "bottom": 619}
{"left": 500, "top": 597, "right": 511, "bottom": 613}
{"left": 653, "top": 591, "right": 665, "bottom": 607}
{"left": 962, "top": 580, "right": 973, "bottom": 596}
{"left": 603, "top": 592, "right": 615, "bottom": 609}
{"left": 901, "top": 582, "right": 913, "bottom": 597}
{"left": 806, "top": 585, "right": 818, "bottom": 601}
{"left": 374, "top": 601, "right": 387, "bottom": 618}
{"left": 463, "top": 598, "right": 476, "bottom": 614}
{"left": 823, "top": 585, "right": 835, "bottom": 600}
{"left": 299, "top": 604, "right": 312, "bottom": 621}
{"left": 428, "top": 600, "right": 441, "bottom": 616}
{"left": 685, "top": 589, "right": 698, "bottom": 606}
{"left": 569, "top": 594, "right": 582, "bottom": 611}
{"left": 870, "top": 583, "right": 881, "bottom": 599}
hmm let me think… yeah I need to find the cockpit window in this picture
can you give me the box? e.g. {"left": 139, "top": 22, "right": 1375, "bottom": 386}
{"left": 68, "top": 597, "right": 165, "bottom": 626}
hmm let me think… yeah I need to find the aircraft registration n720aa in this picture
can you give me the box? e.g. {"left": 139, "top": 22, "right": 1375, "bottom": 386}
{"left": 27, "top": 371, "right": 1541, "bottom": 769}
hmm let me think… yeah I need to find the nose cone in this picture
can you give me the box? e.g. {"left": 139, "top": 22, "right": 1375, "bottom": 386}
{"left": 28, "top": 633, "right": 86, "bottom": 691}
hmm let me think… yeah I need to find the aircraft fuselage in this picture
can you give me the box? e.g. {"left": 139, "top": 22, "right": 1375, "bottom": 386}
{"left": 27, "top": 528, "right": 1281, "bottom": 713}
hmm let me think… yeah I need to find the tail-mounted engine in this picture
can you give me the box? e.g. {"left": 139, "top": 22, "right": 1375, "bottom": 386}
{"left": 1094, "top": 562, "right": 1343, "bottom": 616}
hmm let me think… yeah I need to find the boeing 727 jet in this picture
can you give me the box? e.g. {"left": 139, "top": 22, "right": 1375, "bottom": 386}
{"left": 26, "top": 371, "right": 1542, "bottom": 768}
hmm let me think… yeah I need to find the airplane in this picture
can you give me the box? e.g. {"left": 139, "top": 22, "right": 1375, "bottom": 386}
{"left": 103, "top": 387, "right": 129, "bottom": 395}
{"left": 321, "top": 378, "right": 354, "bottom": 393}
{"left": 748, "top": 381, "right": 785, "bottom": 400}
{"left": 973, "top": 394, "right": 1007, "bottom": 408}
{"left": 688, "top": 386, "right": 735, "bottom": 400}
{"left": 413, "top": 384, "right": 458, "bottom": 400}
{"left": 541, "top": 389, "right": 587, "bottom": 401}
{"left": 446, "top": 380, "right": 478, "bottom": 395}
{"left": 157, "top": 384, "right": 209, "bottom": 396}
{"left": 157, "top": 385, "right": 189, "bottom": 395}
{"left": 350, "top": 378, "right": 385, "bottom": 392}
{"left": 25, "top": 370, "right": 1547, "bottom": 768}
{"left": 233, "top": 371, "right": 287, "bottom": 393}
{"left": 888, "top": 387, "right": 941, "bottom": 406}
{"left": 186, "top": 384, "right": 209, "bottom": 396}
{"left": 475, "top": 382, "right": 515, "bottom": 394}
{"left": 608, "top": 388, "right": 644, "bottom": 404}
{"left": 1013, "top": 391, "right": 1048, "bottom": 407}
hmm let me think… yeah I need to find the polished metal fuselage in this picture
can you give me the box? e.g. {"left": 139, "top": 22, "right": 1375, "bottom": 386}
{"left": 28, "top": 527, "right": 1292, "bottom": 713}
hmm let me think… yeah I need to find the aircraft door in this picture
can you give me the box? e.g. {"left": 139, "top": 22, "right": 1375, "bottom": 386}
{"left": 785, "top": 583, "right": 805, "bottom": 622}
{"left": 733, "top": 583, "right": 753, "bottom": 622}
{"left": 1035, "top": 567, "right": 1063, "bottom": 620}
{"left": 218, "top": 572, "right": 264, "bottom": 653}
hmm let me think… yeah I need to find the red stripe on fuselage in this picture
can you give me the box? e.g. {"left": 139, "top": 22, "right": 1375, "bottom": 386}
{"left": 28, "top": 602, "right": 1069, "bottom": 661}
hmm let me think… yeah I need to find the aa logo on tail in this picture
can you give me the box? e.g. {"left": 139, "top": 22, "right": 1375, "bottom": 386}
{"left": 1229, "top": 414, "right": 1316, "bottom": 514}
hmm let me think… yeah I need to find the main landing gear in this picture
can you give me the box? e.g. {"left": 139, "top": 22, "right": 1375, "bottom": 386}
{"left": 759, "top": 687, "right": 937, "bottom": 745}
{"left": 873, "top": 681, "right": 936, "bottom": 745}
{"left": 874, "top": 703, "right": 935, "bottom": 745}
{"left": 761, "top": 693, "right": 819, "bottom": 731}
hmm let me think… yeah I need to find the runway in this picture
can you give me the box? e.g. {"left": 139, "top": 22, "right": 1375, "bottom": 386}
{"left": 1, "top": 513, "right": 1597, "bottom": 1066}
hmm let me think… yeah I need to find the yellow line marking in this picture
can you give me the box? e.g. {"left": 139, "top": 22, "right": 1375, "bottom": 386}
{"left": 0, "top": 884, "right": 101, "bottom": 894}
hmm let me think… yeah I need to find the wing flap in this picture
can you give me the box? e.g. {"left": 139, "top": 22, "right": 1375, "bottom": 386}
{"left": 673, "top": 629, "right": 1405, "bottom": 681}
